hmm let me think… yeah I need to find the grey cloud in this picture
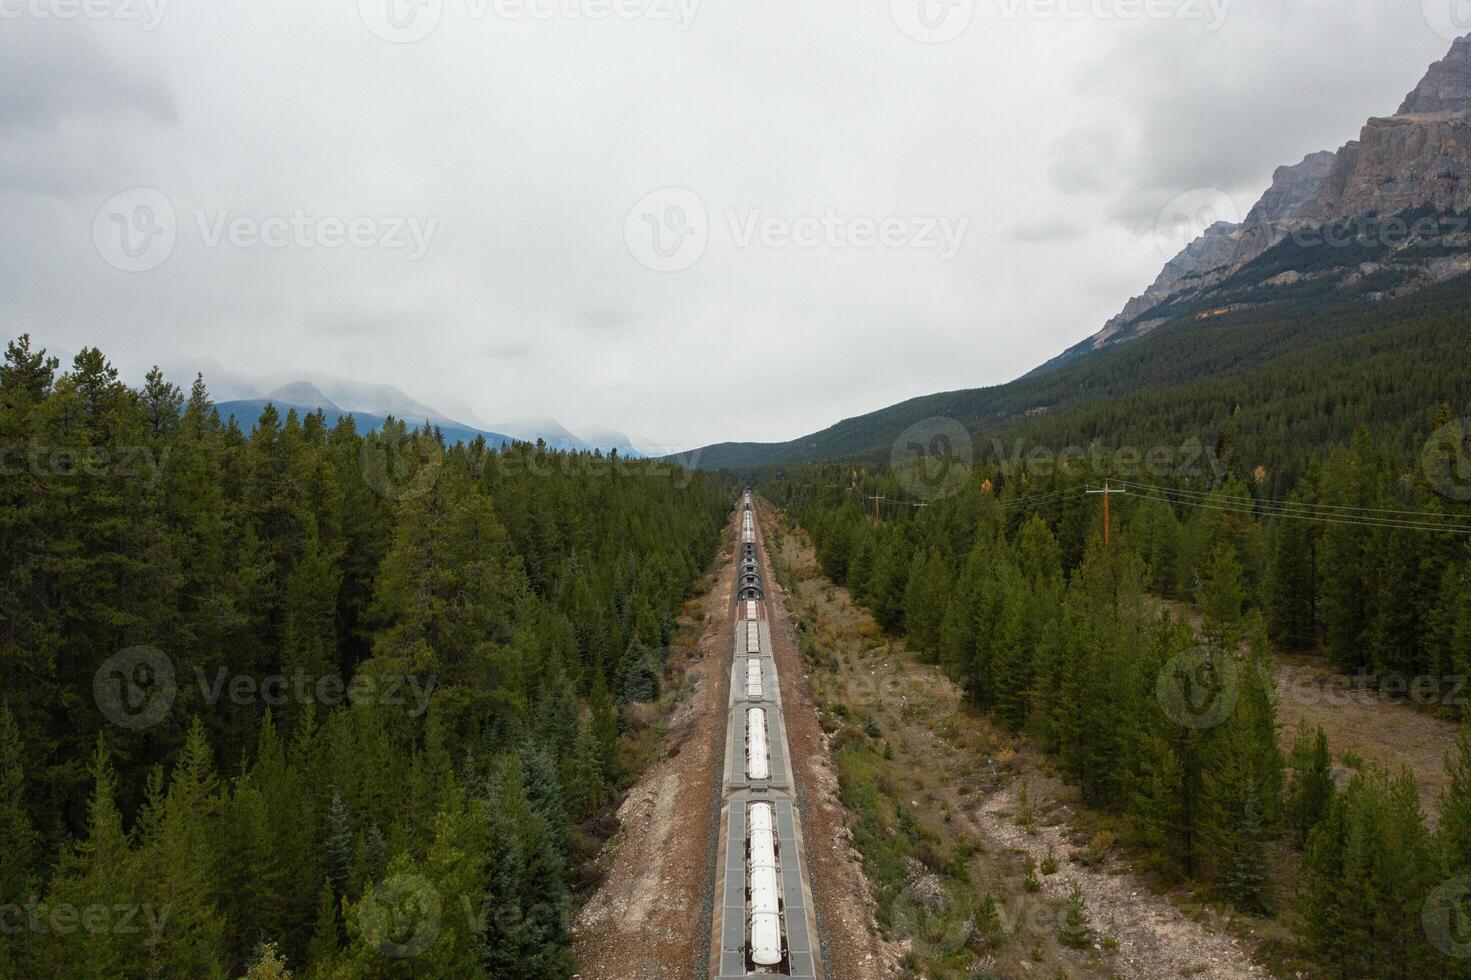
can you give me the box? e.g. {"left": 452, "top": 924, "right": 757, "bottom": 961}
{"left": 0, "top": 2, "right": 1458, "bottom": 448}
{"left": 1004, "top": 217, "right": 1089, "bottom": 243}
{"left": 0, "top": 24, "right": 173, "bottom": 135}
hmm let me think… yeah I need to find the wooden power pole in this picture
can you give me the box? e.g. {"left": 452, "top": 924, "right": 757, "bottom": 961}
{"left": 1085, "top": 480, "right": 1127, "bottom": 547}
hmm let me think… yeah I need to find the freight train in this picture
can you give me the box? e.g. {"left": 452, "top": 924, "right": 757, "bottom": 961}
{"left": 713, "top": 492, "right": 820, "bottom": 978}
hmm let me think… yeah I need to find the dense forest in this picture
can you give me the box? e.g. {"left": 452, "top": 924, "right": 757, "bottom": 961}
{"left": 694, "top": 274, "right": 1471, "bottom": 478}
{"left": 0, "top": 336, "right": 729, "bottom": 978}
{"left": 764, "top": 418, "right": 1471, "bottom": 977}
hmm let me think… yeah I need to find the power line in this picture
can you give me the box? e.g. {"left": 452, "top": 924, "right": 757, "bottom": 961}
{"left": 1115, "top": 481, "right": 1471, "bottom": 535}
{"left": 1112, "top": 479, "right": 1471, "bottom": 522}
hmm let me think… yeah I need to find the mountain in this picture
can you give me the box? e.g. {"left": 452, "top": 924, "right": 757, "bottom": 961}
{"left": 158, "top": 363, "right": 643, "bottom": 456}
{"left": 685, "top": 273, "right": 1471, "bottom": 485}
{"left": 265, "top": 381, "right": 340, "bottom": 411}
{"left": 578, "top": 429, "right": 647, "bottom": 458}
{"left": 1036, "top": 34, "right": 1471, "bottom": 374}
{"left": 490, "top": 417, "right": 646, "bottom": 457}
{"left": 214, "top": 395, "right": 518, "bottom": 450}
{"left": 681, "top": 39, "right": 1471, "bottom": 477}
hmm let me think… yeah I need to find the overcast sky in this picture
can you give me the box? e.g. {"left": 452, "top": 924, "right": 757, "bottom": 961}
{"left": 0, "top": 0, "right": 1461, "bottom": 450}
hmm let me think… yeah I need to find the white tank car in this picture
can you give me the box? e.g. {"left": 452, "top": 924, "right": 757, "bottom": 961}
{"left": 748, "top": 801, "right": 782, "bottom": 966}
{"left": 746, "top": 658, "right": 763, "bottom": 700}
{"left": 746, "top": 707, "right": 769, "bottom": 780}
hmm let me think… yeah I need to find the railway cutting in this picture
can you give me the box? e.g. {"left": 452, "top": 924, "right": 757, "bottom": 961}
{"left": 710, "top": 491, "right": 824, "bottom": 978}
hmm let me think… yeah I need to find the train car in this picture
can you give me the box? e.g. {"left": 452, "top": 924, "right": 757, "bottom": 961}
{"left": 746, "top": 707, "right": 769, "bottom": 780}
{"left": 748, "top": 801, "right": 783, "bottom": 967}
{"left": 746, "top": 657, "right": 763, "bottom": 700}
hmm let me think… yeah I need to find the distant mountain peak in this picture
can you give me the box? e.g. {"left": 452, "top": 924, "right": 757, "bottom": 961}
{"left": 1398, "top": 33, "right": 1471, "bottom": 115}
{"left": 266, "top": 381, "right": 339, "bottom": 411}
{"left": 1042, "top": 35, "right": 1471, "bottom": 374}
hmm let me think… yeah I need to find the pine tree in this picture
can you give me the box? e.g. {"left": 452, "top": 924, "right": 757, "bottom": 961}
{"left": 325, "top": 790, "right": 353, "bottom": 897}
{"left": 1284, "top": 723, "right": 1335, "bottom": 849}
{"left": 1221, "top": 782, "right": 1270, "bottom": 913}
{"left": 1438, "top": 725, "right": 1471, "bottom": 875}
{"left": 305, "top": 882, "right": 340, "bottom": 967}
{"left": 1058, "top": 886, "right": 1093, "bottom": 949}
{"left": 1197, "top": 544, "right": 1246, "bottom": 652}
{"left": 0, "top": 702, "right": 35, "bottom": 907}
{"left": 1264, "top": 509, "right": 1315, "bottom": 650}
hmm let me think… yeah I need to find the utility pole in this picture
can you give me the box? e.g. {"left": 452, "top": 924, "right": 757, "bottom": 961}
{"left": 1085, "top": 480, "right": 1127, "bottom": 547}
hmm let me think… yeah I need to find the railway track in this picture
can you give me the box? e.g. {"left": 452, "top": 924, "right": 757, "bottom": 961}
{"left": 710, "top": 492, "right": 824, "bottom": 979}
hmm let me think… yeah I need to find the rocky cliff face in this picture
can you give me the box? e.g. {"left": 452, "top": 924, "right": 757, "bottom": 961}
{"left": 1398, "top": 35, "right": 1471, "bottom": 114}
{"left": 1060, "top": 34, "right": 1471, "bottom": 365}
